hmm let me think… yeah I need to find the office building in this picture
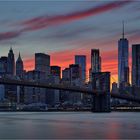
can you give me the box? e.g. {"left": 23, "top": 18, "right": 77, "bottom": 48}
{"left": 0, "top": 56, "right": 8, "bottom": 75}
{"left": 0, "top": 85, "right": 5, "bottom": 101}
{"left": 118, "top": 22, "right": 129, "bottom": 88}
{"left": 24, "top": 70, "right": 46, "bottom": 104}
{"left": 132, "top": 44, "right": 140, "bottom": 87}
{"left": 46, "top": 76, "right": 60, "bottom": 105}
{"left": 62, "top": 68, "right": 70, "bottom": 81}
{"left": 35, "top": 53, "right": 50, "bottom": 77}
{"left": 69, "top": 64, "right": 81, "bottom": 83}
{"left": 75, "top": 55, "right": 86, "bottom": 82}
{"left": 91, "top": 49, "right": 101, "bottom": 73}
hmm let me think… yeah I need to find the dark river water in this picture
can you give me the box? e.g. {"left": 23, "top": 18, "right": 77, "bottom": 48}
{"left": 0, "top": 112, "right": 140, "bottom": 139}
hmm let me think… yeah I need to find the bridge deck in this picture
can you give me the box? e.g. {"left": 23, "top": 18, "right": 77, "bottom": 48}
{"left": 0, "top": 78, "right": 140, "bottom": 103}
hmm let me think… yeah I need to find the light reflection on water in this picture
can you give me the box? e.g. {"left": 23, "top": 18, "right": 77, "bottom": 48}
{"left": 0, "top": 112, "right": 140, "bottom": 139}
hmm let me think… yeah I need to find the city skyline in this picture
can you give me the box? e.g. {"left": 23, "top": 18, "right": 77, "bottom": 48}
{"left": 0, "top": 1, "right": 140, "bottom": 82}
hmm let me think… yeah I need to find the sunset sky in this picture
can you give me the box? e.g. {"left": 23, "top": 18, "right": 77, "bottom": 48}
{"left": 0, "top": 0, "right": 140, "bottom": 83}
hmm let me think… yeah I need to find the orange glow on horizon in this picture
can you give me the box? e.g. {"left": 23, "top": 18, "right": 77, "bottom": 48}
{"left": 23, "top": 46, "right": 134, "bottom": 85}
{"left": 24, "top": 49, "right": 120, "bottom": 83}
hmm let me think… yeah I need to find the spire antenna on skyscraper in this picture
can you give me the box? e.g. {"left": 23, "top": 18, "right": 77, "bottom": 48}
{"left": 19, "top": 52, "right": 21, "bottom": 58}
{"left": 122, "top": 20, "right": 125, "bottom": 39}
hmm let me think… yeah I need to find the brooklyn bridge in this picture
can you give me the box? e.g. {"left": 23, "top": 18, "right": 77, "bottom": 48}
{"left": 0, "top": 77, "right": 140, "bottom": 112}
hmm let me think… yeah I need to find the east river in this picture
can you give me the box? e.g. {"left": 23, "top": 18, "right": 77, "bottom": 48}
{"left": 0, "top": 112, "right": 140, "bottom": 139}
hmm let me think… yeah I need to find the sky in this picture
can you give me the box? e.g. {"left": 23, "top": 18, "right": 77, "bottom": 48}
{"left": 0, "top": 0, "right": 140, "bottom": 83}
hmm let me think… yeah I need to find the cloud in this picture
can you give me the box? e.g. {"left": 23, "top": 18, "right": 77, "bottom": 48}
{"left": 20, "top": 1, "right": 132, "bottom": 32}
{"left": 0, "top": 31, "right": 21, "bottom": 41}
{"left": 0, "top": 1, "right": 132, "bottom": 42}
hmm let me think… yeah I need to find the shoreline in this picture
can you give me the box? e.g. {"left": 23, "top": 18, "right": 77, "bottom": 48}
{"left": 0, "top": 109, "right": 140, "bottom": 112}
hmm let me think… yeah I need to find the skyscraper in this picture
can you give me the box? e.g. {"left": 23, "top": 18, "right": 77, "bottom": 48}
{"left": 62, "top": 68, "right": 70, "bottom": 81}
{"left": 132, "top": 44, "right": 140, "bottom": 87}
{"left": 16, "top": 53, "right": 24, "bottom": 77}
{"left": 35, "top": 53, "right": 50, "bottom": 77}
{"left": 24, "top": 70, "right": 46, "bottom": 104}
{"left": 0, "top": 56, "right": 8, "bottom": 75}
{"left": 69, "top": 64, "right": 81, "bottom": 83}
{"left": 7, "top": 47, "right": 15, "bottom": 75}
{"left": 75, "top": 55, "right": 86, "bottom": 82}
{"left": 91, "top": 49, "right": 101, "bottom": 73}
{"left": 89, "top": 49, "right": 101, "bottom": 82}
{"left": 118, "top": 22, "right": 129, "bottom": 88}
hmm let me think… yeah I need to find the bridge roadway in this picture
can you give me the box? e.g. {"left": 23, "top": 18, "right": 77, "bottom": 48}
{"left": 0, "top": 78, "right": 140, "bottom": 103}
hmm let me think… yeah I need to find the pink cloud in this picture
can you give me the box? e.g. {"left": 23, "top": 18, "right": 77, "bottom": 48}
{"left": 0, "top": 1, "right": 132, "bottom": 41}
{"left": 20, "top": 1, "right": 132, "bottom": 32}
{"left": 0, "top": 31, "right": 21, "bottom": 41}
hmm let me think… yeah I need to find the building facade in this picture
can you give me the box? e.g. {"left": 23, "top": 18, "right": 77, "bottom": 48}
{"left": 69, "top": 64, "right": 81, "bottom": 84}
{"left": 0, "top": 56, "right": 8, "bottom": 75}
{"left": 132, "top": 44, "right": 140, "bottom": 87}
{"left": 91, "top": 49, "right": 101, "bottom": 73}
{"left": 51, "top": 66, "right": 61, "bottom": 78}
{"left": 62, "top": 68, "right": 70, "bottom": 81}
{"left": 24, "top": 70, "right": 46, "bottom": 104}
{"left": 16, "top": 53, "right": 24, "bottom": 78}
{"left": 75, "top": 55, "right": 86, "bottom": 83}
{"left": 35, "top": 53, "right": 50, "bottom": 77}
{"left": 46, "top": 76, "right": 60, "bottom": 105}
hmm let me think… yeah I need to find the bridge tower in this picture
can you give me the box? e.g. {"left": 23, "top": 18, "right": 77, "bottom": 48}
{"left": 91, "top": 72, "right": 111, "bottom": 112}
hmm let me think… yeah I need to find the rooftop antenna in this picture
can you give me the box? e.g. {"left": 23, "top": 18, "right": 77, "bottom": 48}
{"left": 19, "top": 52, "right": 21, "bottom": 57}
{"left": 122, "top": 20, "right": 125, "bottom": 39}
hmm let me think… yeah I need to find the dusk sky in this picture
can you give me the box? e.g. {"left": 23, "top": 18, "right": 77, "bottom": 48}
{"left": 0, "top": 0, "right": 140, "bottom": 82}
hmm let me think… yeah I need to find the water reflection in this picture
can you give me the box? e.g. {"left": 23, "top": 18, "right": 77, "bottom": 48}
{"left": 0, "top": 112, "right": 140, "bottom": 139}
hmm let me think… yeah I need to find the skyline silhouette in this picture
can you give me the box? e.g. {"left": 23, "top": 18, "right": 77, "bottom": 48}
{"left": 0, "top": 1, "right": 139, "bottom": 83}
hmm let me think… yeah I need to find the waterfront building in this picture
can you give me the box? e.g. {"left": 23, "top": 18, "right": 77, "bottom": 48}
{"left": 69, "top": 64, "right": 82, "bottom": 103}
{"left": 0, "top": 85, "right": 5, "bottom": 101}
{"left": 24, "top": 70, "right": 46, "bottom": 104}
{"left": 61, "top": 65, "right": 82, "bottom": 104}
{"left": 132, "top": 44, "right": 140, "bottom": 87}
{"left": 46, "top": 76, "right": 60, "bottom": 105}
{"left": 0, "top": 56, "right": 8, "bottom": 75}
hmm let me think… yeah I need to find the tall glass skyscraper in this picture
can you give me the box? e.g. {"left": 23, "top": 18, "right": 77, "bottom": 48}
{"left": 91, "top": 49, "right": 101, "bottom": 73}
{"left": 118, "top": 23, "right": 129, "bottom": 88}
{"left": 132, "top": 44, "right": 140, "bottom": 87}
{"left": 75, "top": 55, "right": 86, "bottom": 82}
